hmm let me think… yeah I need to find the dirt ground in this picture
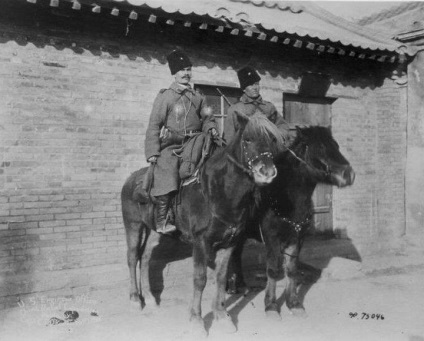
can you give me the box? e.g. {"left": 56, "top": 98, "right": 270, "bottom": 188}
{"left": 2, "top": 247, "right": 424, "bottom": 341}
{"left": 0, "top": 234, "right": 424, "bottom": 341}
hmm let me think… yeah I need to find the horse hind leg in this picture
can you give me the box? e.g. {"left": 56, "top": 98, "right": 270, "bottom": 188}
{"left": 188, "top": 239, "right": 208, "bottom": 337}
{"left": 125, "top": 219, "right": 144, "bottom": 306}
{"left": 283, "top": 243, "right": 307, "bottom": 317}
{"left": 139, "top": 228, "right": 161, "bottom": 309}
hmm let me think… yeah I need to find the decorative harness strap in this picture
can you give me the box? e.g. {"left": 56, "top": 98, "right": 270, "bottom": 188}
{"left": 267, "top": 196, "right": 312, "bottom": 238}
{"left": 226, "top": 153, "right": 253, "bottom": 177}
{"left": 263, "top": 195, "right": 312, "bottom": 259}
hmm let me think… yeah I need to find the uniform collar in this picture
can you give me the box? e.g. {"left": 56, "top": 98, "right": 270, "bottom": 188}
{"left": 170, "top": 82, "right": 195, "bottom": 94}
{"left": 240, "top": 93, "right": 263, "bottom": 104}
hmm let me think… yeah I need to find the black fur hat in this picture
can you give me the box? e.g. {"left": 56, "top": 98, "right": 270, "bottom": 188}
{"left": 237, "top": 66, "right": 261, "bottom": 89}
{"left": 167, "top": 50, "right": 192, "bottom": 75}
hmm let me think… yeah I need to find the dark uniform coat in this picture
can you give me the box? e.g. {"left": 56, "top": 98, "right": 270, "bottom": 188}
{"left": 145, "top": 82, "right": 217, "bottom": 196}
{"left": 223, "top": 94, "right": 289, "bottom": 143}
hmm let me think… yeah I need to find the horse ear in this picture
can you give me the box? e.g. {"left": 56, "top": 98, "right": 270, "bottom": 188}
{"left": 234, "top": 110, "right": 250, "bottom": 131}
{"left": 295, "top": 125, "right": 304, "bottom": 137}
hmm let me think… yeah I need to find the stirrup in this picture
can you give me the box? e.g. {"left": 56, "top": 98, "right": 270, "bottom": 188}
{"left": 156, "top": 222, "right": 177, "bottom": 234}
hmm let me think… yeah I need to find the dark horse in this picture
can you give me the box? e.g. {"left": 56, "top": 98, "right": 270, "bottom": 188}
{"left": 227, "top": 126, "right": 355, "bottom": 319}
{"left": 121, "top": 112, "right": 285, "bottom": 335}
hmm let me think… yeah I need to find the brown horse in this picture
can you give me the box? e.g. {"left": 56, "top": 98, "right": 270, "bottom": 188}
{"left": 121, "top": 112, "right": 285, "bottom": 335}
{"left": 227, "top": 126, "right": 355, "bottom": 319}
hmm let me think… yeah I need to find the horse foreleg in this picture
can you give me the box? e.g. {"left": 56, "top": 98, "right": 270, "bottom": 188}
{"left": 264, "top": 236, "right": 281, "bottom": 320}
{"left": 125, "top": 221, "right": 143, "bottom": 305}
{"left": 189, "top": 239, "right": 208, "bottom": 335}
{"left": 283, "top": 242, "right": 306, "bottom": 317}
{"left": 212, "top": 246, "right": 237, "bottom": 333}
{"left": 139, "top": 229, "right": 161, "bottom": 309}
{"left": 226, "top": 237, "right": 246, "bottom": 294}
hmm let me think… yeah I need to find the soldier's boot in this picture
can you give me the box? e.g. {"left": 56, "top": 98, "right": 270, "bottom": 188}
{"left": 155, "top": 194, "right": 177, "bottom": 234}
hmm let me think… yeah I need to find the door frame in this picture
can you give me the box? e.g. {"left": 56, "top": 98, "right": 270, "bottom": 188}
{"left": 283, "top": 92, "right": 337, "bottom": 236}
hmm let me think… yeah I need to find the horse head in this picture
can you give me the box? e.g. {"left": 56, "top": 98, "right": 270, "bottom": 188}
{"left": 229, "top": 111, "right": 285, "bottom": 186}
{"left": 290, "top": 126, "right": 355, "bottom": 188}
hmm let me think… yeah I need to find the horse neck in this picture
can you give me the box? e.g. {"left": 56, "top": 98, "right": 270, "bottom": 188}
{"left": 201, "top": 136, "right": 253, "bottom": 199}
{"left": 199, "top": 139, "right": 255, "bottom": 227}
{"left": 272, "top": 150, "right": 318, "bottom": 219}
{"left": 225, "top": 131, "right": 244, "bottom": 161}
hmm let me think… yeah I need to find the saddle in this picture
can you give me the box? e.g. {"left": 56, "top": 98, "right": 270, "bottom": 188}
{"left": 132, "top": 167, "right": 154, "bottom": 204}
{"left": 132, "top": 133, "right": 218, "bottom": 204}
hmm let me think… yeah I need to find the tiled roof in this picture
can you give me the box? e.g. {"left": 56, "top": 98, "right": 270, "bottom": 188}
{"left": 49, "top": 0, "right": 418, "bottom": 58}
{"left": 357, "top": 1, "right": 424, "bottom": 26}
{"left": 356, "top": 1, "right": 424, "bottom": 39}
{"left": 230, "top": 1, "right": 410, "bottom": 53}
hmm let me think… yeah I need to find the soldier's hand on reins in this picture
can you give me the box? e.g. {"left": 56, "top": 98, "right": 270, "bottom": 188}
{"left": 210, "top": 128, "right": 219, "bottom": 138}
{"left": 148, "top": 156, "right": 158, "bottom": 164}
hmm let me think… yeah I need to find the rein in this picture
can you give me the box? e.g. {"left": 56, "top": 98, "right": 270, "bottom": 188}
{"left": 286, "top": 144, "right": 332, "bottom": 180}
{"left": 226, "top": 154, "right": 253, "bottom": 176}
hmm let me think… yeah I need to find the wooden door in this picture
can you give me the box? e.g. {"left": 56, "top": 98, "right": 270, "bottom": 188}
{"left": 283, "top": 94, "right": 335, "bottom": 236}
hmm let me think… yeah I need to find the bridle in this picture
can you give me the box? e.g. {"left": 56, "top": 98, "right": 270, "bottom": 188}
{"left": 286, "top": 143, "right": 332, "bottom": 180}
{"left": 226, "top": 138, "right": 274, "bottom": 178}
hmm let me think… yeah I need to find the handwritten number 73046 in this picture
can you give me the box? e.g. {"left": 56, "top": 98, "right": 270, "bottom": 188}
{"left": 349, "top": 312, "right": 385, "bottom": 320}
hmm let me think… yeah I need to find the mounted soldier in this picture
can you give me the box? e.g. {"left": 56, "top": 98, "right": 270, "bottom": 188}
{"left": 223, "top": 66, "right": 290, "bottom": 143}
{"left": 144, "top": 49, "right": 219, "bottom": 234}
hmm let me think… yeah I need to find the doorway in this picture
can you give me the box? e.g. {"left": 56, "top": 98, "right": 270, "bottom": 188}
{"left": 284, "top": 93, "right": 336, "bottom": 236}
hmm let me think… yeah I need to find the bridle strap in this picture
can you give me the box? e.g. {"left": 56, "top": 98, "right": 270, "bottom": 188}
{"left": 226, "top": 153, "right": 253, "bottom": 176}
{"left": 226, "top": 137, "right": 274, "bottom": 178}
{"left": 286, "top": 145, "right": 331, "bottom": 179}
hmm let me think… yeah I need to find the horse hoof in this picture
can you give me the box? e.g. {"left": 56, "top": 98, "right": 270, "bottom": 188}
{"left": 265, "top": 310, "right": 282, "bottom": 321}
{"left": 130, "top": 293, "right": 140, "bottom": 302}
{"left": 189, "top": 318, "right": 207, "bottom": 338}
{"left": 142, "top": 295, "right": 158, "bottom": 308}
{"left": 212, "top": 314, "right": 237, "bottom": 334}
{"left": 290, "top": 308, "right": 307, "bottom": 318}
{"left": 129, "top": 294, "right": 142, "bottom": 309}
{"left": 130, "top": 299, "right": 142, "bottom": 309}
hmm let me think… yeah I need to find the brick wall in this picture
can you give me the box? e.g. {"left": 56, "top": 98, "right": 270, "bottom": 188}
{"left": 0, "top": 3, "right": 407, "bottom": 309}
{"left": 406, "top": 51, "right": 424, "bottom": 242}
{"left": 0, "top": 39, "right": 155, "bottom": 309}
{"left": 331, "top": 79, "right": 407, "bottom": 256}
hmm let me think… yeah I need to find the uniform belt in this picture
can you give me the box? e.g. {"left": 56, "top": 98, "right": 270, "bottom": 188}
{"left": 184, "top": 130, "right": 201, "bottom": 137}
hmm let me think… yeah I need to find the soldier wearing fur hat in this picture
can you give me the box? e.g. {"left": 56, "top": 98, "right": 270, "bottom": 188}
{"left": 223, "top": 66, "right": 289, "bottom": 143}
{"left": 145, "top": 49, "right": 219, "bottom": 234}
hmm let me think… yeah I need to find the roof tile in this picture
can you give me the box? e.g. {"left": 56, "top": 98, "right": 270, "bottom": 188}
{"left": 74, "top": 0, "right": 416, "bottom": 55}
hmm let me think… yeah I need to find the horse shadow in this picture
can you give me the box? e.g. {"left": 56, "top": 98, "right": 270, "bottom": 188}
{"left": 147, "top": 233, "right": 193, "bottom": 305}
{"left": 203, "top": 233, "right": 362, "bottom": 331}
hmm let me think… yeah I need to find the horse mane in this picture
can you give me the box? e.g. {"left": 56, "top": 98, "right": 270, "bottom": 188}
{"left": 243, "top": 111, "right": 287, "bottom": 155}
{"left": 276, "top": 126, "right": 332, "bottom": 166}
{"left": 289, "top": 126, "right": 333, "bottom": 149}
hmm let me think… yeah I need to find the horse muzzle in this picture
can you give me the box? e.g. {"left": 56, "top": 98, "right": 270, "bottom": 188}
{"left": 334, "top": 165, "right": 355, "bottom": 188}
{"left": 251, "top": 158, "right": 278, "bottom": 186}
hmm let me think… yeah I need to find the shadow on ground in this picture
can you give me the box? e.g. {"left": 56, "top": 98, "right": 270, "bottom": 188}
{"left": 201, "top": 235, "right": 362, "bottom": 332}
